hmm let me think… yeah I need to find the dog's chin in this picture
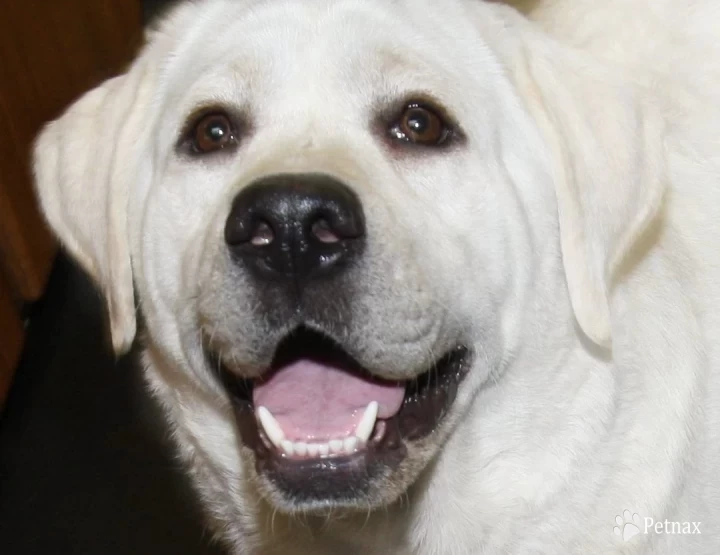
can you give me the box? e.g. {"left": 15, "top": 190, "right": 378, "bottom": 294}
{"left": 209, "top": 326, "right": 471, "bottom": 514}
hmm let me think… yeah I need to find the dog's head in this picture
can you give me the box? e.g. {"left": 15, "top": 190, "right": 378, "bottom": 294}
{"left": 33, "top": 0, "right": 664, "bottom": 517}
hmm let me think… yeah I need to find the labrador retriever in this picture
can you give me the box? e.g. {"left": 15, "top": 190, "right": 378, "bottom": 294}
{"left": 31, "top": 0, "right": 720, "bottom": 552}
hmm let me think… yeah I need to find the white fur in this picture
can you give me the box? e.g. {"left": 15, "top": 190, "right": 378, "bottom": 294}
{"left": 32, "top": 0, "right": 720, "bottom": 552}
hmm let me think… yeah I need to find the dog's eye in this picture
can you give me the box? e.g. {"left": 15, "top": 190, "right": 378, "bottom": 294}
{"left": 390, "top": 104, "right": 450, "bottom": 146}
{"left": 190, "top": 112, "right": 237, "bottom": 153}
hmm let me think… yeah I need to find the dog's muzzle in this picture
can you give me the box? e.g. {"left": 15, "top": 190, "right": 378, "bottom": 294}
{"left": 208, "top": 173, "right": 471, "bottom": 510}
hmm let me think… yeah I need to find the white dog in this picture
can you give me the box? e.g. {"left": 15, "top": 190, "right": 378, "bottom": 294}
{"left": 32, "top": 0, "right": 720, "bottom": 552}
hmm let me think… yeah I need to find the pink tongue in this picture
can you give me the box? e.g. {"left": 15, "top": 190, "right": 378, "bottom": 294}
{"left": 253, "top": 359, "right": 405, "bottom": 442}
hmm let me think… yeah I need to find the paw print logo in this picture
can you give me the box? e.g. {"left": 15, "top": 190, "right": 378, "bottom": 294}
{"left": 613, "top": 510, "right": 643, "bottom": 542}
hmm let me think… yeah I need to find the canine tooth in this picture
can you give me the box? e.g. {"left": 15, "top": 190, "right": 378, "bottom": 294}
{"left": 329, "top": 439, "right": 344, "bottom": 453}
{"left": 257, "top": 406, "right": 285, "bottom": 447}
{"left": 281, "top": 440, "right": 294, "bottom": 456}
{"left": 307, "top": 443, "right": 319, "bottom": 457}
{"left": 355, "top": 401, "right": 378, "bottom": 442}
{"left": 318, "top": 443, "right": 329, "bottom": 457}
{"left": 294, "top": 442, "right": 308, "bottom": 456}
{"left": 344, "top": 436, "right": 358, "bottom": 454}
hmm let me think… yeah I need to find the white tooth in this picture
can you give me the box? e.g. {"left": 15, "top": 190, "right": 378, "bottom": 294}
{"left": 281, "top": 440, "right": 294, "bottom": 456}
{"left": 294, "top": 442, "right": 308, "bottom": 456}
{"left": 344, "top": 436, "right": 358, "bottom": 454}
{"left": 354, "top": 401, "right": 378, "bottom": 443}
{"left": 257, "top": 406, "right": 285, "bottom": 447}
{"left": 329, "top": 439, "right": 344, "bottom": 453}
{"left": 318, "top": 443, "right": 329, "bottom": 457}
{"left": 307, "top": 443, "right": 319, "bottom": 457}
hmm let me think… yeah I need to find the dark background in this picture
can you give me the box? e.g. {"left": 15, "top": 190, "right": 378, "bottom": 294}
{"left": 0, "top": 258, "right": 226, "bottom": 554}
{"left": 0, "top": 1, "right": 227, "bottom": 553}
{"left": 143, "top": 0, "right": 181, "bottom": 24}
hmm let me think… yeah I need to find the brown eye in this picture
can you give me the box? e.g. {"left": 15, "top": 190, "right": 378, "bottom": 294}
{"left": 391, "top": 103, "right": 450, "bottom": 146}
{"left": 191, "top": 112, "right": 236, "bottom": 153}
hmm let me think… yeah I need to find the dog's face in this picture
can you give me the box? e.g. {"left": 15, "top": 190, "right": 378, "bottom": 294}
{"left": 139, "top": 0, "right": 523, "bottom": 512}
{"left": 33, "top": 0, "right": 665, "bottom": 524}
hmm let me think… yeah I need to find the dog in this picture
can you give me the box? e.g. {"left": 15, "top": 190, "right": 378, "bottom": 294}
{"left": 31, "top": 0, "right": 720, "bottom": 552}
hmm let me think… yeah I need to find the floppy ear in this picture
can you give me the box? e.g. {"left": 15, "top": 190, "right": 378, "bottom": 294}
{"left": 33, "top": 60, "right": 154, "bottom": 354}
{"left": 518, "top": 41, "right": 667, "bottom": 347}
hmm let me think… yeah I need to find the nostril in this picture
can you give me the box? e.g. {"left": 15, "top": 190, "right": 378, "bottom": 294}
{"left": 309, "top": 202, "right": 365, "bottom": 244}
{"left": 311, "top": 219, "right": 340, "bottom": 244}
{"left": 250, "top": 220, "right": 275, "bottom": 246}
{"left": 225, "top": 213, "right": 276, "bottom": 248}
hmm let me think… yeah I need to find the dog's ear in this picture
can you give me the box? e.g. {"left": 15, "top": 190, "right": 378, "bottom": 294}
{"left": 33, "top": 58, "right": 155, "bottom": 354}
{"left": 518, "top": 40, "right": 667, "bottom": 347}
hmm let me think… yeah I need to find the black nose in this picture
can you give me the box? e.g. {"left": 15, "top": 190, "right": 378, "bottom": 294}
{"left": 224, "top": 173, "right": 366, "bottom": 282}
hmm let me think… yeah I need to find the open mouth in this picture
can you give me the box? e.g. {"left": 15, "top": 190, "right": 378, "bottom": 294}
{"left": 213, "top": 326, "right": 470, "bottom": 503}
